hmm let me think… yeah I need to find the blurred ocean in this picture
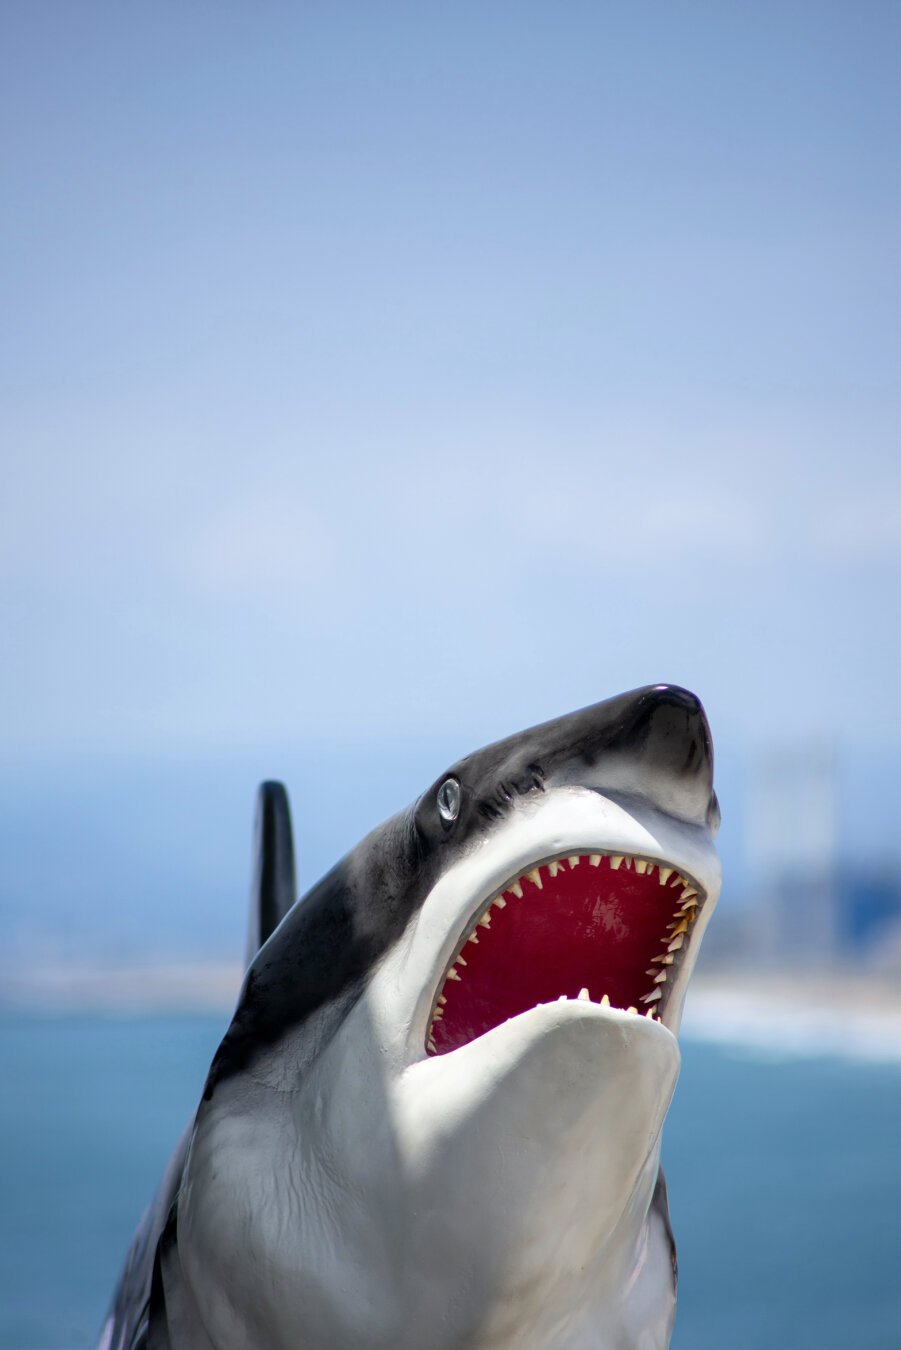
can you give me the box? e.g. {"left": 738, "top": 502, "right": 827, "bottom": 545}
{"left": 0, "top": 1014, "right": 899, "bottom": 1350}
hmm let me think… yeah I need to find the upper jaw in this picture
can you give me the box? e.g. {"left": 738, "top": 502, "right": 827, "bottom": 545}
{"left": 367, "top": 786, "right": 721, "bottom": 1071}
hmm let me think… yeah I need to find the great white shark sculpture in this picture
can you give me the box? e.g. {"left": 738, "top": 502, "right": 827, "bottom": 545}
{"left": 101, "top": 683, "right": 721, "bottom": 1350}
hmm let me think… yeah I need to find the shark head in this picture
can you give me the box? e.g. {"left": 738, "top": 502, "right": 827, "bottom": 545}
{"left": 165, "top": 685, "right": 721, "bottom": 1350}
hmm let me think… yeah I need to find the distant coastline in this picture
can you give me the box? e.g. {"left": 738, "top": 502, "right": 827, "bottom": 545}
{"left": 682, "top": 969, "right": 901, "bottom": 1066}
{"left": 0, "top": 961, "right": 244, "bottom": 1014}
{"left": 2, "top": 962, "right": 900, "bottom": 1065}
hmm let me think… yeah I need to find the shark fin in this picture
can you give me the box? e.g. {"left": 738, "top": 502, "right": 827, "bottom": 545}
{"left": 245, "top": 781, "right": 297, "bottom": 968}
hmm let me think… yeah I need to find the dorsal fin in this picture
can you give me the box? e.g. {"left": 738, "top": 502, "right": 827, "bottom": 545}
{"left": 245, "top": 781, "right": 297, "bottom": 967}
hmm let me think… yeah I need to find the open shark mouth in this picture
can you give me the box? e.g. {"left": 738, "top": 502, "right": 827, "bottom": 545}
{"left": 427, "top": 851, "right": 705, "bottom": 1055}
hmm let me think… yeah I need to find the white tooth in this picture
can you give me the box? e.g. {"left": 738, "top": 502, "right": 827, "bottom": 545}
{"left": 646, "top": 863, "right": 656, "bottom": 877}
{"left": 589, "top": 853, "right": 601, "bottom": 867}
{"left": 627, "top": 1005, "right": 638, "bottom": 1014}
{"left": 527, "top": 869, "right": 543, "bottom": 890}
{"left": 478, "top": 914, "right": 491, "bottom": 928}
{"left": 667, "top": 934, "right": 684, "bottom": 952}
{"left": 558, "top": 994, "right": 568, "bottom": 1002}
{"left": 568, "top": 855, "right": 581, "bottom": 868}
{"left": 510, "top": 882, "right": 523, "bottom": 899}
{"left": 671, "top": 918, "right": 689, "bottom": 936}
{"left": 645, "top": 1008, "right": 656, "bottom": 1018}
{"left": 654, "top": 971, "right": 667, "bottom": 984}
{"left": 446, "top": 968, "right": 461, "bottom": 981}
{"left": 493, "top": 896, "right": 507, "bottom": 909}
{"left": 670, "top": 873, "right": 685, "bottom": 888}
{"left": 578, "top": 987, "right": 590, "bottom": 1001}
{"left": 438, "top": 994, "right": 447, "bottom": 1005}
{"left": 679, "top": 897, "right": 699, "bottom": 911}
{"left": 635, "top": 859, "right": 648, "bottom": 874}
{"left": 658, "top": 867, "right": 673, "bottom": 885}
{"left": 433, "top": 1007, "right": 443, "bottom": 1018}
{"left": 645, "top": 968, "right": 659, "bottom": 977}
{"left": 427, "top": 1038, "right": 437, "bottom": 1053}
{"left": 623, "top": 855, "right": 634, "bottom": 869}
{"left": 609, "top": 855, "right": 623, "bottom": 870}
{"left": 661, "top": 954, "right": 674, "bottom": 965}
{"left": 600, "top": 993, "right": 610, "bottom": 1007}
{"left": 467, "top": 933, "right": 479, "bottom": 944}
{"left": 641, "top": 988, "right": 662, "bottom": 1003}
{"left": 455, "top": 954, "right": 467, "bottom": 967}
{"left": 681, "top": 887, "right": 698, "bottom": 901}
{"left": 549, "top": 861, "right": 562, "bottom": 877}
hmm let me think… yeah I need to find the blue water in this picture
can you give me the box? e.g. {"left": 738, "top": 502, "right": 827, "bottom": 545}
{"left": 1, "top": 1016, "right": 899, "bottom": 1349}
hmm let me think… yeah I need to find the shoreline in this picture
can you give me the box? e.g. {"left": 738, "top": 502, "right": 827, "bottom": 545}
{"left": 0, "top": 961, "right": 245, "bottom": 1013}
{"left": 2, "top": 963, "right": 900, "bottom": 1064}
{"left": 682, "top": 969, "right": 901, "bottom": 1064}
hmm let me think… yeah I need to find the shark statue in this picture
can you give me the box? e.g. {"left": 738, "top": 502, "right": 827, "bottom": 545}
{"left": 100, "top": 683, "right": 721, "bottom": 1350}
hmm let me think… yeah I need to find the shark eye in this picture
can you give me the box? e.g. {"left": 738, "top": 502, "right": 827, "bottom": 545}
{"left": 436, "top": 778, "right": 461, "bottom": 823}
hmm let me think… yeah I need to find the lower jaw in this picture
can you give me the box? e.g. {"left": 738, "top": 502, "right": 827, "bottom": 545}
{"left": 419, "top": 994, "right": 679, "bottom": 1070}
{"left": 404, "top": 1002, "right": 681, "bottom": 1167}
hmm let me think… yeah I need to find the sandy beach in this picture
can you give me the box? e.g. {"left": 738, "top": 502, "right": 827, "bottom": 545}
{"left": 682, "top": 969, "right": 901, "bottom": 1064}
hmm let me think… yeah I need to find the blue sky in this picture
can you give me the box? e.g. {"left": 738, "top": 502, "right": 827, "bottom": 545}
{"left": 2, "top": 1, "right": 899, "bottom": 763}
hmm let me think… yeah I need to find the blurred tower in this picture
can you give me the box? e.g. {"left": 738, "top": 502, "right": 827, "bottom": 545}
{"left": 746, "top": 744, "right": 838, "bottom": 966}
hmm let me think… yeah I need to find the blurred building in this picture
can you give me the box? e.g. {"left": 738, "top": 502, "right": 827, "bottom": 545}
{"left": 835, "top": 865, "right": 901, "bottom": 971}
{"left": 745, "top": 743, "right": 837, "bottom": 964}
{"left": 734, "top": 744, "right": 901, "bottom": 972}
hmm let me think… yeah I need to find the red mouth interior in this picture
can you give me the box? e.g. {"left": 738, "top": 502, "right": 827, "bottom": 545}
{"left": 430, "top": 854, "right": 699, "bottom": 1055}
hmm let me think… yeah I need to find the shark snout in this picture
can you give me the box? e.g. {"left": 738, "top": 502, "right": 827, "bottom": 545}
{"left": 456, "top": 684, "right": 718, "bottom": 834}
{"left": 572, "top": 683, "right": 718, "bottom": 831}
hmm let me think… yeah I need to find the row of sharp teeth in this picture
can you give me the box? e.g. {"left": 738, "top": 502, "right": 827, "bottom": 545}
{"left": 559, "top": 987, "right": 662, "bottom": 1018}
{"left": 425, "top": 852, "right": 703, "bottom": 1054}
{"left": 638, "top": 875, "right": 702, "bottom": 1011}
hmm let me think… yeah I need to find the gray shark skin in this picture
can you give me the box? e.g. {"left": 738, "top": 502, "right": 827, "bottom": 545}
{"left": 100, "top": 684, "right": 721, "bottom": 1350}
